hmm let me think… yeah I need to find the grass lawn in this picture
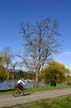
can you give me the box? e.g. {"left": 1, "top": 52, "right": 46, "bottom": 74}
{"left": 0, "top": 85, "right": 71, "bottom": 95}
{"left": 26, "top": 85, "right": 71, "bottom": 93}
{"left": 2, "top": 95, "right": 71, "bottom": 108}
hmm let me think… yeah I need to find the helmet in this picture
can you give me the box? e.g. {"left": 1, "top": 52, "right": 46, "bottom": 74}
{"left": 21, "top": 78, "right": 24, "bottom": 81}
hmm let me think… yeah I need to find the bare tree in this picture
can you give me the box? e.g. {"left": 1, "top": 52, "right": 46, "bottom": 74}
{"left": 19, "top": 18, "right": 60, "bottom": 86}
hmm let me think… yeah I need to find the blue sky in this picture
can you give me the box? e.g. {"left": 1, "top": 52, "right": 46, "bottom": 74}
{"left": 0, "top": 0, "right": 71, "bottom": 70}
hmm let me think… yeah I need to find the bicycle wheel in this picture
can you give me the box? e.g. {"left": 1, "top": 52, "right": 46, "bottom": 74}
{"left": 13, "top": 89, "right": 20, "bottom": 97}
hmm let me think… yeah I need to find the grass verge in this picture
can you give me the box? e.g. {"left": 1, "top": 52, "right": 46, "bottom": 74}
{"left": 0, "top": 85, "right": 71, "bottom": 95}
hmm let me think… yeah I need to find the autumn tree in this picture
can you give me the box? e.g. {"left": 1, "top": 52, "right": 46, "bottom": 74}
{"left": 0, "top": 50, "right": 11, "bottom": 81}
{"left": 41, "top": 61, "right": 70, "bottom": 86}
{"left": 19, "top": 18, "right": 60, "bottom": 86}
{"left": 65, "top": 76, "right": 71, "bottom": 85}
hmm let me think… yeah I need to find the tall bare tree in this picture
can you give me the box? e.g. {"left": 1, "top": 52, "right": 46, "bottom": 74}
{"left": 19, "top": 18, "right": 60, "bottom": 86}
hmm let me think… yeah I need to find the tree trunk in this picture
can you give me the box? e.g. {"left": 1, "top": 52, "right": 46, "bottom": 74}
{"left": 35, "top": 71, "right": 39, "bottom": 86}
{"left": 51, "top": 80, "right": 56, "bottom": 86}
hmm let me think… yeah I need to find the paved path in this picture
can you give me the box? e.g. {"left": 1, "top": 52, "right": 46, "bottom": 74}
{"left": 0, "top": 88, "right": 71, "bottom": 107}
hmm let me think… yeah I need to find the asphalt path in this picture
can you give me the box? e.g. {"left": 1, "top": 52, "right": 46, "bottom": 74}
{"left": 0, "top": 88, "right": 71, "bottom": 107}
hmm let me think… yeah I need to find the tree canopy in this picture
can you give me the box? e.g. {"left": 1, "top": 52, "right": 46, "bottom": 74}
{"left": 0, "top": 51, "right": 11, "bottom": 81}
{"left": 41, "top": 61, "right": 70, "bottom": 86}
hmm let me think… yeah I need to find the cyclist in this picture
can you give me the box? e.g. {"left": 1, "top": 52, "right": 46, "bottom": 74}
{"left": 16, "top": 78, "right": 26, "bottom": 91}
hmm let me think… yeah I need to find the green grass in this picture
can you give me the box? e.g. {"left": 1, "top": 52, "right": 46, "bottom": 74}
{"left": 26, "top": 85, "right": 71, "bottom": 93}
{"left": 2, "top": 95, "right": 71, "bottom": 108}
{"left": 0, "top": 85, "right": 71, "bottom": 95}
{"left": 0, "top": 90, "right": 12, "bottom": 95}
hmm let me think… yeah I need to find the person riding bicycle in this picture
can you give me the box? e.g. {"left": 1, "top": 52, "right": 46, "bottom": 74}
{"left": 16, "top": 78, "right": 25, "bottom": 91}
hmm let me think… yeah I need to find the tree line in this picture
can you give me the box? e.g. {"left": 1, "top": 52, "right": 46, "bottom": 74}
{"left": 0, "top": 51, "right": 71, "bottom": 86}
{"left": 9, "top": 70, "right": 35, "bottom": 81}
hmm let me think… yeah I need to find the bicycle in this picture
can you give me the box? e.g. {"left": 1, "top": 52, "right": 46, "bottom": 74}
{"left": 13, "top": 85, "right": 26, "bottom": 97}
